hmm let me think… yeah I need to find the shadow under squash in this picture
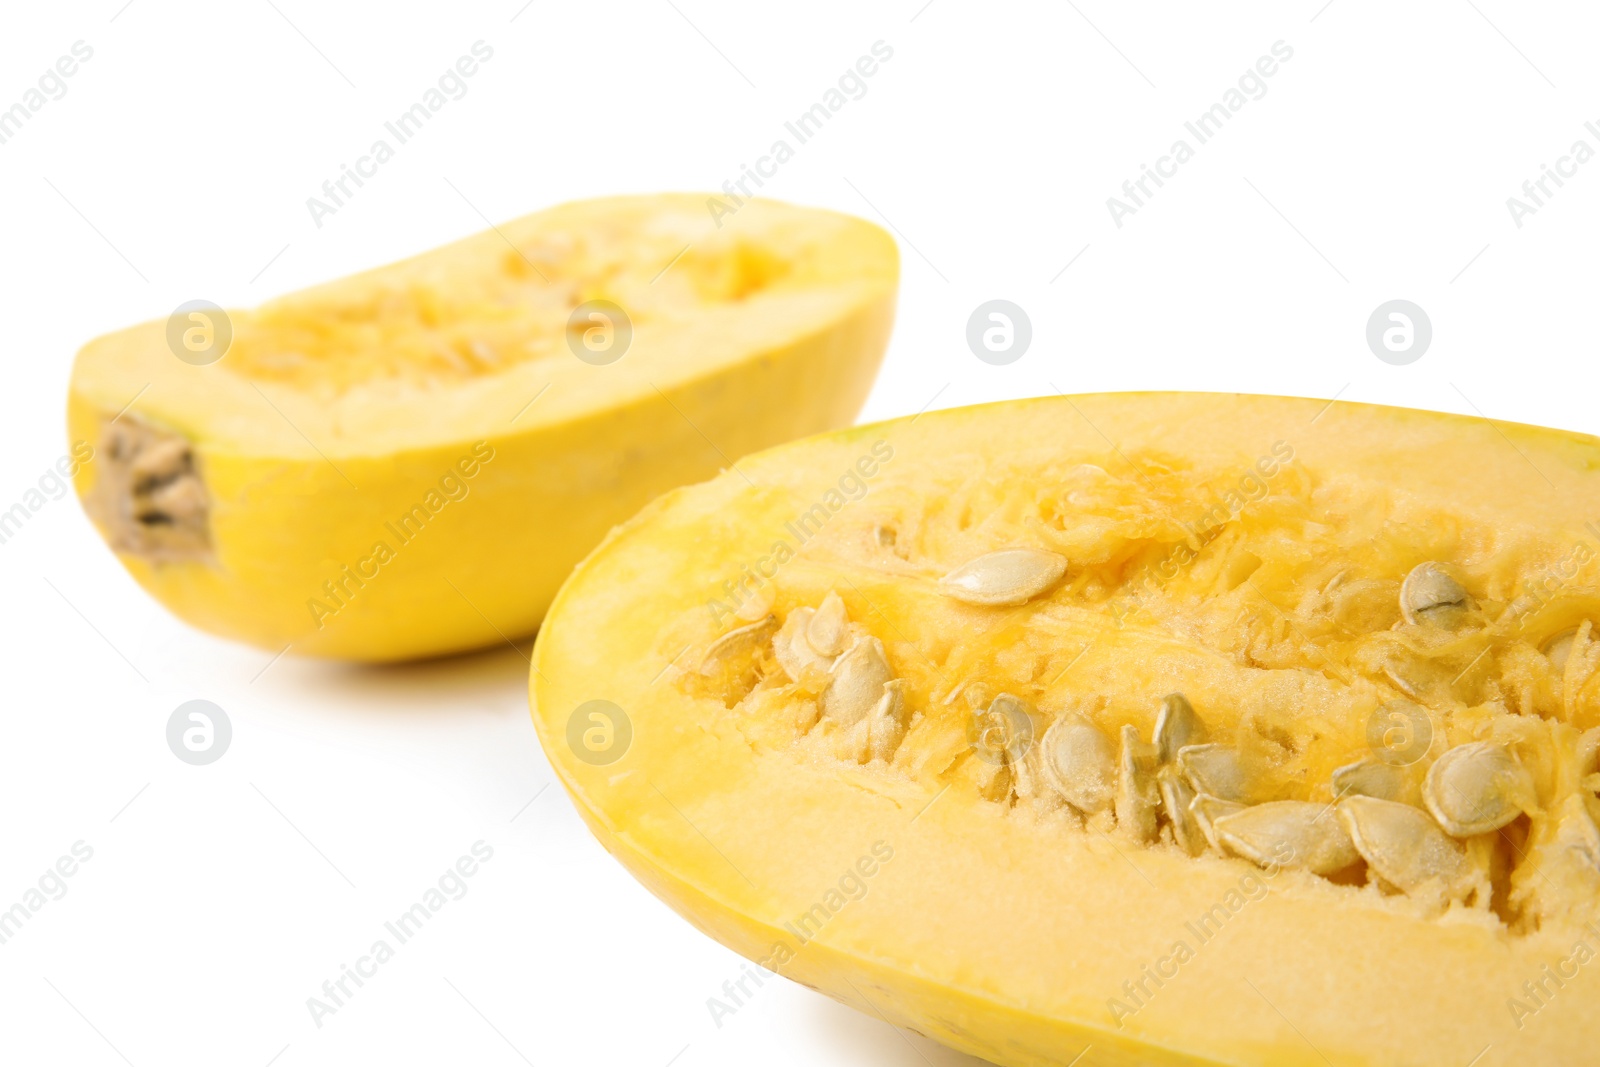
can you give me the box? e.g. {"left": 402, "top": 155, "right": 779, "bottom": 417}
{"left": 276, "top": 636, "right": 537, "bottom": 718}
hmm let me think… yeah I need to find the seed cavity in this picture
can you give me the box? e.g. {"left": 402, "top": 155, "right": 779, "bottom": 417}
{"left": 1422, "top": 741, "right": 1535, "bottom": 837}
{"left": 93, "top": 417, "right": 212, "bottom": 561}
{"left": 1400, "top": 562, "right": 1472, "bottom": 629}
{"left": 938, "top": 548, "right": 1068, "bottom": 607}
{"left": 129, "top": 438, "right": 192, "bottom": 492}
{"left": 1213, "top": 801, "right": 1359, "bottom": 876}
{"left": 772, "top": 540, "right": 1586, "bottom": 928}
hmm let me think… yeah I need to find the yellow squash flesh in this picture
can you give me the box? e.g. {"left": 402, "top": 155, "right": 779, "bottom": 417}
{"left": 68, "top": 195, "right": 897, "bottom": 660}
{"left": 531, "top": 393, "right": 1600, "bottom": 1067}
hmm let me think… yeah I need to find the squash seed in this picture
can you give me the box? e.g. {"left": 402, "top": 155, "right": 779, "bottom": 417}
{"left": 975, "top": 693, "right": 1036, "bottom": 765}
{"left": 1190, "top": 794, "right": 1248, "bottom": 852}
{"left": 1158, "top": 767, "right": 1205, "bottom": 856}
{"left": 773, "top": 608, "right": 828, "bottom": 682}
{"left": 866, "top": 680, "right": 908, "bottom": 763}
{"left": 1154, "top": 693, "right": 1207, "bottom": 763}
{"left": 1381, "top": 664, "right": 1422, "bottom": 700}
{"left": 965, "top": 696, "right": 1028, "bottom": 802}
{"left": 807, "top": 591, "right": 850, "bottom": 657}
{"left": 837, "top": 679, "right": 907, "bottom": 764}
{"left": 971, "top": 755, "right": 1014, "bottom": 803}
{"left": 733, "top": 583, "right": 776, "bottom": 622}
{"left": 1331, "top": 758, "right": 1406, "bottom": 802}
{"left": 1550, "top": 795, "right": 1600, "bottom": 872}
{"left": 1337, "top": 795, "right": 1471, "bottom": 897}
{"left": 1545, "top": 629, "right": 1578, "bottom": 672}
{"left": 1176, "top": 744, "right": 1250, "bottom": 803}
{"left": 1213, "top": 801, "right": 1358, "bottom": 875}
{"left": 1116, "top": 724, "right": 1160, "bottom": 843}
{"left": 699, "top": 615, "right": 778, "bottom": 675}
{"left": 1578, "top": 727, "right": 1600, "bottom": 796}
{"left": 128, "top": 436, "right": 192, "bottom": 492}
{"left": 1039, "top": 714, "right": 1116, "bottom": 816}
{"left": 1562, "top": 796, "right": 1600, "bottom": 871}
{"left": 1423, "top": 741, "right": 1535, "bottom": 837}
{"left": 822, "top": 636, "right": 893, "bottom": 727}
{"left": 1400, "top": 562, "right": 1472, "bottom": 629}
{"left": 938, "top": 548, "right": 1068, "bottom": 607}
{"left": 1010, "top": 738, "right": 1054, "bottom": 805}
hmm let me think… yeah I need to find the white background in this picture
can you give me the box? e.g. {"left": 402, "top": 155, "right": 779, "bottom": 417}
{"left": 2, "top": 2, "right": 1596, "bottom": 1065}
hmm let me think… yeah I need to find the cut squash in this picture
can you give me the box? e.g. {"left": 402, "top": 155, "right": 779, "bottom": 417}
{"left": 68, "top": 195, "right": 897, "bottom": 660}
{"left": 531, "top": 393, "right": 1600, "bottom": 1066}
